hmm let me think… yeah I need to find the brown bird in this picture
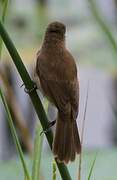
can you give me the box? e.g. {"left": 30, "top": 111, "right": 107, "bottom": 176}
{"left": 35, "top": 21, "right": 81, "bottom": 163}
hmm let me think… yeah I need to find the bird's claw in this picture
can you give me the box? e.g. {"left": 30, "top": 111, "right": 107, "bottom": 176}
{"left": 20, "top": 82, "right": 37, "bottom": 94}
{"left": 24, "top": 83, "right": 37, "bottom": 94}
{"left": 40, "top": 120, "right": 56, "bottom": 135}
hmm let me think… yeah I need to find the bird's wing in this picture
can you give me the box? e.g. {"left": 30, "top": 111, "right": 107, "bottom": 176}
{"left": 36, "top": 53, "right": 79, "bottom": 119}
{"left": 38, "top": 74, "right": 79, "bottom": 119}
{"left": 67, "top": 78, "right": 79, "bottom": 119}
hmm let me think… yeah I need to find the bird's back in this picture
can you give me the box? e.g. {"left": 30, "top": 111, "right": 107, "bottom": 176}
{"left": 36, "top": 47, "right": 77, "bottom": 82}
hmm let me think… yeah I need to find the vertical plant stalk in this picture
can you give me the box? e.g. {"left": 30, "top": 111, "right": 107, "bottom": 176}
{"left": 0, "top": 0, "right": 9, "bottom": 57}
{"left": 0, "top": 88, "right": 31, "bottom": 180}
{"left": 31, "top": 100, "right": 48, "bottom": 180}
{"left": 32, "top": 122, "right": 44, "bottom": 180}
{"left": 78, "top": 81, "right": 89, "bottom": 180}
{"left": 0, "top": 21, "right": 71, "bottom": 180}
{"left": 88, "top": 0, "right": 117, "bottom": 59}
{"left": 87, "top": 152, "right": 98, "bottom": 180}
{"left": 52, "top": 160, "right": 57, "bottom": 180}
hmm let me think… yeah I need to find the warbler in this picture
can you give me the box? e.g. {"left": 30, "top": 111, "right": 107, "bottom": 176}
{"left": 35, "top": 21, "right": 81, "bottom": 163}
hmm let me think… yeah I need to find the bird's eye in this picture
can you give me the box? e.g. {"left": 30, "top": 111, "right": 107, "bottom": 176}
{"left": 49, "top": 29, "right": 60, "bottom": 33}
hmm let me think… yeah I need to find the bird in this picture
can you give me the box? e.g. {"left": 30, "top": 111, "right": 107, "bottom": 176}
{"left": 34, "top": 21, "right": 81, "bottom": 163}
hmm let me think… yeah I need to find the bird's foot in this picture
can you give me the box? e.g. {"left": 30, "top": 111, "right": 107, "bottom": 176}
{"left": 20, "top": 82, "right": 37, "bottom": 94}
{"left": 40, "top": 120, "right": 56, "bottom": 135}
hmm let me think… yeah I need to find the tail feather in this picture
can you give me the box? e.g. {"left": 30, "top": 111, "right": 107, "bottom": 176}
{"left": 53, "top": 113, "right": 81, "bottom": 163}
{"left": 63, "top": 121, "right": 72, "bottom": 163}
{"left": 53, "top": 119, "right": 62, "bottom": 156}
{"left": 57, "top": 121, "right": 66, "bottom": 161}
{"left": 70, "top": 123, "right": 76, "bottom": 161}
{"left": 73, "top": 121, "right": 81, "bottom": 154}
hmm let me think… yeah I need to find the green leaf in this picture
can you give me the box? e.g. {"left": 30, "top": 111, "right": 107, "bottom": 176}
{"left": 52, "top": 160, "right": 57, "bottom": 180}
{"left": 32, "top": 100, "right": 48, "bottom": 180}
{"left": 0, "top": 88, "right": 31, "bottom": 180}
{"left": 0, "top": 0, "right": 9, "bottom": 58}
{"left": 78, "top": 81, "right": 89, "bottom": 180}
{"left": 87, "top": 152, "right": 98, "bottom": 180}
{"left": 88, "top": 0, "right": 117, "bottom": 62}
{"left": 32, "top": 122, "right": 44, "bottom": 180}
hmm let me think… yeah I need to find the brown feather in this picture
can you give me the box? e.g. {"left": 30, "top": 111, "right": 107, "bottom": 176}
{"left": 35, "top": 21, "right": 81, "bottom": 163}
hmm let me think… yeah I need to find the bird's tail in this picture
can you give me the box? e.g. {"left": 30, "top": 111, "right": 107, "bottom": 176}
{"left": 53, "top": 113, "right": 81, "bottom": 163}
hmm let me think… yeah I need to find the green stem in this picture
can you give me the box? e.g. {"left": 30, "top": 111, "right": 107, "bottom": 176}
{"left": 52, "top": 160, "right": 57, "bottom": 180}
{"left": 87, "top": 152, "right": 98, "bottom": 180}
{"left": 0, "top": 0, "right": 9, "bottom": 58}
{"left": 88, "top": 0, "right": 117, "bottom": 60}
{"left": 0, "top": 88, "right": 31, "bottom": 180}
{"left": 32, "top": 122, "right": 44, "bottom": 180}
{"left": 2, "top": 0, "right": 9, "bottom": 23}
{"left": 0, "top": 20, "right": 71, "bottom": 180}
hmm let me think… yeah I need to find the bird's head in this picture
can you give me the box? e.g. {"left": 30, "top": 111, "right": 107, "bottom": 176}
{"left": 46, "top": 21, "right": 66, "bottom": 39}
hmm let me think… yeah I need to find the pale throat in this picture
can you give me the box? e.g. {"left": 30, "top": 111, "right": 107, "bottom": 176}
{"left": 42, "top": 34, "right": 65, "bottom": 49}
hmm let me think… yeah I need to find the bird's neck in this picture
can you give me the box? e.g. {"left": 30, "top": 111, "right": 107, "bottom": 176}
{"left": 42, "top": 33, "right": 65, "bottom": 50}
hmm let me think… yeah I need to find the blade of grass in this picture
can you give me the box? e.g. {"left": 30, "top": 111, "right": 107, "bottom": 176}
{"left": 88, "top": 0, "right": 117, "bottom": 60}
{"left": 32, "top": 122, "right": 43, "bottom": 180}
{"left": 78, "top": 81, "right": 89, "bottom": 180}
{"left": 52, "top": 160, "right": 57, "bottom": 180}
{"left": 1, "top": 0, "right": 9, "bottom": 24}
{"left": 0, "top": 21, "right": 71, "bottom": 180}
{"left": 0, "top": 0, "right": 9, "bottom": 58}
{"left": 0, "top": 88, "right": 31, "bottom": 180}
{"left": 31, "top": 99, "right": 48, "bottom": 180}
{"left": 87, "top": 152, "right": 98, "bottom": 180}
